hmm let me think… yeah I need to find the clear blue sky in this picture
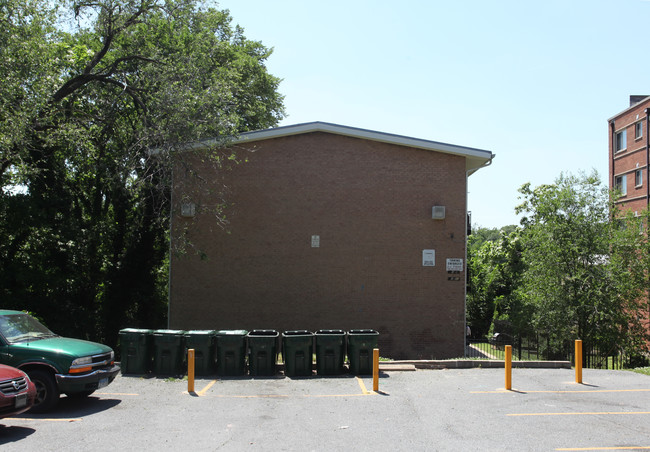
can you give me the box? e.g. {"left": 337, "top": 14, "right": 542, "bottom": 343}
{"left": 223, "top": 0, "right": 650, "bottom": 229}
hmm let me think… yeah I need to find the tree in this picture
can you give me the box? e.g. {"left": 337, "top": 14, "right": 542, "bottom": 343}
{"left": 0, "top": 0, "right": 285, "bottom": 347}
{"left": 515, "top": 171, "right": 648, "bottom": 358}
{"left": 608, "top": 209, "right": 650, "bottom": 361}
{"left": 466, "top": 226, "right": 526, "bottom": 338}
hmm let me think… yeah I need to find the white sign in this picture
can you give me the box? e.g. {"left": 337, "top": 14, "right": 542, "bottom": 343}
{"left": 311, "top": 235, "right": 320, "bottom": 248}
{"left": 422, "top": 250, "right": 435, "bottom": 267}
{"left": 446, "top": 258, "right": 464, "bottom": 272}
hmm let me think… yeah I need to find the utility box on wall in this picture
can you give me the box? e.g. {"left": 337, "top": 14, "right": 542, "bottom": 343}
{"left": 432, "top": 206, "right": 446, "bottom": 219}
{"left": 181, "top": 202, "right": 196, "bottom": 218}
{"left": 422, "top": 249, "right": 435, "bottom": 266}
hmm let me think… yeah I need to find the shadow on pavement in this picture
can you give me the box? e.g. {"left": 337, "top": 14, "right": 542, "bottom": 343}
{"left": 21, "top": 396, "right": 121, "bottom": 420}
{"left": 0, "top": 425, "right": 35, "bottom": 445}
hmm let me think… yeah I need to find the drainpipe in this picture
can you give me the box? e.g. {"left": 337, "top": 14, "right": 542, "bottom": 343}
{"left": 644, "top": 108, "right": 650, "bottom": 207}
{"left": 464, "top": 154, "right": 494, "bottom": 357}
{"left": 646, "top": 108, "right": 650, "bottom": 326}
{"left": 610, "top": 120, "right": 616, "bottom": 198}
{"left": 167, "top": 160, "right": 174, "bottom": 329}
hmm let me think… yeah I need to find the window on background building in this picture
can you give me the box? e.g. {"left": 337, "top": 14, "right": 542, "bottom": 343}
{"left": 636, "top": 122, "right": 643, "bottom": 139}
{"left": 616, "top": 130, "right": 627, "bottom": 152}
{"left": 636, "top": 169, "right": 643, "bottom": 187}
{"left": 615, "top": 174, "right": 627, "bottom": 195}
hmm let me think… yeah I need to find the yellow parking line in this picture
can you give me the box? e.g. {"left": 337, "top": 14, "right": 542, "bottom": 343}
{"left": 197, "top": 380, "right": 217, "bottom": 397}
{"left": 96, "top": 392, "right": 139, "bottom": 396}
{"left": 310, "top": 393, "right": 373, "bottom": 398}
{"left": 508, "top": 411, "right": 650, "bottom": 417}
{"left": 556, "top": 447, "right": 650, "bottom": 451}
{"left": 191, "top": 377, "right": 375, "bottom": 398}
{"left": 472, "top": 389, "right": 650, "bottom": 394}
{"left": 10, "top": 417, "right": 82, "bottom": 422}
{"left": 356, "top": 376, "right": 370, "bottom": 395}
{"left": 212, "top": 394, "right": 290, "bottom": 398}
{"left": 472, "top": 389, "right": 519, "bottom": 394}
{"left": 207, "top": 393, "right": 371, "bottom": 398}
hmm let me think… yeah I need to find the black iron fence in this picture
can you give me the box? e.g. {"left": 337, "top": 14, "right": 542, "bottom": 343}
{"left": 466, "top": 335, "right": 626, "bottom": 369}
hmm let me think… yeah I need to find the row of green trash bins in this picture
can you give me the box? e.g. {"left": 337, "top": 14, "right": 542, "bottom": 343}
{"left": 118, "top": 328, "right": 379, "bottom": 377}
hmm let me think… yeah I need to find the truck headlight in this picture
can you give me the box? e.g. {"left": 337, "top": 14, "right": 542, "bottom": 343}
{"left": 71, "top": 356, "right": 92, "bottom": 366}
{"left": 70, "top": 356, "right": 93, "bottom": 373}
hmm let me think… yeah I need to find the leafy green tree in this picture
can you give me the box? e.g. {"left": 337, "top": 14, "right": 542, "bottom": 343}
{"left": 516, "top": 171, "right": 648, "bottom": 358}
{"left": 467, "top": 226, "right": 525, "bottom": 338}
{"left": 0, "top": 0, "right": 284, "bottom": 347}
{"left": 608, "top": 209, "right": 650, "bottom": 361}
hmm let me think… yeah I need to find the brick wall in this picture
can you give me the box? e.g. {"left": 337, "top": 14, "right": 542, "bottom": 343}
{"left": 169, "top": 132, "right": 469, "bottom": 359}
{"left": 610, "top": 98, "right": 650, "bottom": 214}
{"left": 609, "top": 99, "right": 650, "bottom": 342}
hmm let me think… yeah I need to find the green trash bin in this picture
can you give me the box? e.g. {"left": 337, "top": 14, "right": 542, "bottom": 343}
{"left": 119, "top": 328, "right": 153, "bottom": 375}
{"left": 315, "top": 330, "right": 346, "bottom": 375}
{"left": 215, "top": 330, "right": 248, "bottom": 376}
{"left": 184, "top": 330, "right": 217, "bottom": 376}
{"left": 152, "top": 329, "right": 186, "bottom": 376}
{"left": 347, "top": 329, "right": 379, "bottom": 375}
{"left": 282, "top": 330, "right": 314, "bottom": 377}
{"left": 247, "top": 330, "right": 279, "bottom": 377}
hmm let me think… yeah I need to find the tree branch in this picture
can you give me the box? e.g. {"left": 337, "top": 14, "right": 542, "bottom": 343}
{"left": 51, "top": 56, "right": 158, "bottom": 103}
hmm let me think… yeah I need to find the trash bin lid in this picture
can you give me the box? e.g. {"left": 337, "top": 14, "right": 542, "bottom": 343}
{"left": 247, "top": 329, "right": 279, "bottom": 337}
{"left": 119, "top": 328, "right": 153, "bottom": 334}
{"left": 153, "top": 329, "right": 186, "bottom": 336}
{"left": 348, "top": 329, "right": 379, "bottom": 335}
{"left": 185, "top": 330, "right": 216, "bottom": 335}
{"left": 215, "top": 330, "right": 248, "bottom": 336}
{"left": 315, "top": 329, "right": 345, "bottom": 335}
{"left": 283, "top": 330, "right": 313, "bottom": 337}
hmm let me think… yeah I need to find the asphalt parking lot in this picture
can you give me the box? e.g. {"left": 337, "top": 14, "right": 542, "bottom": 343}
{"left": 1, "top": 367, "right": 649, "bottom": 451}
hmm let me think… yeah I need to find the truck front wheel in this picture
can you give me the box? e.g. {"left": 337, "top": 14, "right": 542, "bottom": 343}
{"left": 28, "top": 369, "right": 60, "bottom": 413}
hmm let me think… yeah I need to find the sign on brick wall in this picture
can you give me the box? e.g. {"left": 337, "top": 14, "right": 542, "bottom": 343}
{"left": 422, "top": 249, "right": 435, "bottom": 266}
{"left": 446, "top": 258, "right": 463, "bottom": 272}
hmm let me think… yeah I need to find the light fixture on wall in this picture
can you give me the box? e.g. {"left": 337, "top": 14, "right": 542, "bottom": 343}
{"left": 432, "top": 206, "right": 446, "bottom": 220}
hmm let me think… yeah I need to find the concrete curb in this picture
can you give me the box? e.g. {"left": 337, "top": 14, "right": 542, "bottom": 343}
{"left": 378, "top": 363, "right": 416, "bottom": 371}
{"left": 384, "top": 360, "right": 572, "bottom": 370}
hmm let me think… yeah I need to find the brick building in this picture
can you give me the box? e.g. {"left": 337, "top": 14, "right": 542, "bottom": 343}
{"left": 609, "top": 95, "right": 650, "bottom": 212}
{"left": 168, "top": 122, "right": 494, "bottom": 359}
{"left": 609, "top": 97, "right": 650, "bottom": 343}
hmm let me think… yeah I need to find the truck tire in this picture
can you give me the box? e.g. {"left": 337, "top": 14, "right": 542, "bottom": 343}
{"left": 27, "top": 369, "right": 60, "bottom": 413}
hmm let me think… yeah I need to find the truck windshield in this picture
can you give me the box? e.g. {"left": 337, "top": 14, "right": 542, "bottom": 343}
{"left": 0, "top": 314, "right": 57, "bottom": 344}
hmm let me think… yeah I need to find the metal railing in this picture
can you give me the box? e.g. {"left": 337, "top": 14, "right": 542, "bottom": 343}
{"left": 466, "top": 336, "right": 626, "bottom": 369}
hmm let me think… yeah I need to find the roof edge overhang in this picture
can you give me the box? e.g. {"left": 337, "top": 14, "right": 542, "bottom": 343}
{"left": 608, "top": 96, "right": 650, "bottom": 123}
{"left": 188, "top": 121, "right": 495, "bottom": 174}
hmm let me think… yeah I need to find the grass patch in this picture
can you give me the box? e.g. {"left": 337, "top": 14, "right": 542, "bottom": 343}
{"left": 629, "top": 367, "right": 650, "bottom": 376}
{"left": 164, "top": 376, "right": 188, "bottom": 382}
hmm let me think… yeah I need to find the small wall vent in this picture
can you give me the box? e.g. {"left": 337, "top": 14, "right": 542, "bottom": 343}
{"left": 432, "top": 206, "right": 446, "bottom": 220}
{"left": 181, "top": 202, "right": 196, "bottom": 218}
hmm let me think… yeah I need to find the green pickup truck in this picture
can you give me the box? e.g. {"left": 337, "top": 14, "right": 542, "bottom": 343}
{"left": 0, "top": 310, "right": 120, "bottom": 412}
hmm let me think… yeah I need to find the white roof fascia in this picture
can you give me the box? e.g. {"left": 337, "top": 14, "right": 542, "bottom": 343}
{"left": 193, "top": 121, "right": 495, "bottom": 174}
{"left": 608, "top": 96, "right": 650, "bottom": 123}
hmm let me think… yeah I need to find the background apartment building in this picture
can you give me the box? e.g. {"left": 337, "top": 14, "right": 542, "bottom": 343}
{"left": 609, "top": 95, "right": 650, "bottom": 212}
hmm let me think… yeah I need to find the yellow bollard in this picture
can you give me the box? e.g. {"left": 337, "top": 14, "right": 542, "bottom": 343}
{"left": 373, "top": 348, "right": 379, "bottom": 392}
{"left": 505, "top": 345, "right": 512, "bottom": 390}
{"left": 188, "top": 348, "right": 195, "bottom": 394}
{"left": 575, "top": 340, "right": 583, "bottom": 384}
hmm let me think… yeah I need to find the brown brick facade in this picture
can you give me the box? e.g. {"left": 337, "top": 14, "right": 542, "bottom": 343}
{"left": 609, "top": 98, "right": 650, "bottom": 340}
{"left": 609, "top": 96, "right": 650, "bottom": 214}
{"left": 169, "top": 127, "right": 488, "bottom": 359}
